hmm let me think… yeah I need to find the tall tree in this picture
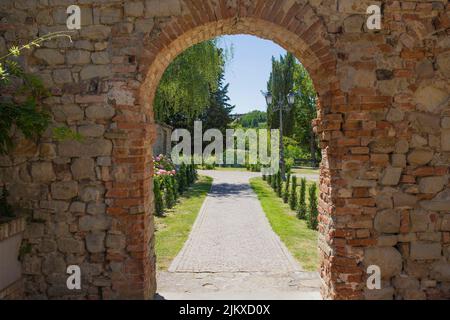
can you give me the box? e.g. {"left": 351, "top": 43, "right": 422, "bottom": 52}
{"left": 292, "top": 62, "right": 319, "bottom": 166}
{"left": 267, "top": 53, "right": 296, "bottom": 136}
{"left": 200, "top": 71, "right": 235, "bottom": 133}
{"left": 154, "top": 40, "right": 225, "bottom": 128}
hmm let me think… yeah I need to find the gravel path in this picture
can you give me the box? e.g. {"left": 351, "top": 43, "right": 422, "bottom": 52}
{"left": 169, "top": 170, "right": 301, "bottom": 273}
{"left": 158, "top": 170, "right": 321, "bottom": 300}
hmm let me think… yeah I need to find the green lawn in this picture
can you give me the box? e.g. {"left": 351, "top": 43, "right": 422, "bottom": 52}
{"left": 291, "top": 168, "right": 319, "bottom": 175}
{"left": 250, "top": 177, "right": 319, "bottom": 271}
{"left": 155, "top": 175, "right": 213, "bottom": 270}
{"left": 199, "top": 166, "right": 248, "bottom": 172}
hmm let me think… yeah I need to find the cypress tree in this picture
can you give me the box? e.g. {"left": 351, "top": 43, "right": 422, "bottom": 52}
{"left": 307, "top": 183, "right": 319, "bottom": 230}
{"left": 297, "top": 178, "right": 307, "bottom": 219}
{"left": 283, "top": 173, "right": 290, "bottom": 203}
{"left": 289, "top": 176, "right": 297, "bottom": 210}
{"left": 154, "top": 177, "right": 164, "bottom": 216}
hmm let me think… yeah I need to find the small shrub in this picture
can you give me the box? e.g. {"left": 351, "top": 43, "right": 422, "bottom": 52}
{"left": 283, "top": 174, "right": 290, "bottom": 203}
{"left": 307, "top": 183, "right": 319, "bottom": 230}
{"left": 153, "top": 178, "right": 164, "bottom": 217}
{"left": 163, "top": 177, "right": 176, "bottom": 209}
{"left": 297, "top": 178, "right": 307, "bottom": 219}
{"left": 267, "top": 174, "right": 272, "bottom": 185}
{"left": 289, "top": 176, "right": 297, "bottom": 210}
{"left": 276, "top": 172, "right": 282, "bottom": 198}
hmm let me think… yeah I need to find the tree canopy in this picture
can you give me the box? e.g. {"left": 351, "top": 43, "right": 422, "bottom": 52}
{"left": 154, "top": 40, "right": 227, "bottom": 128}
{"left": 266, "top": 52, "right": 320, "bottom": 164}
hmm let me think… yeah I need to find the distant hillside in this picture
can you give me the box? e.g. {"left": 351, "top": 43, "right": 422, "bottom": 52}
{"left": 233, "top": 110, "right": 267, "bottom": 128}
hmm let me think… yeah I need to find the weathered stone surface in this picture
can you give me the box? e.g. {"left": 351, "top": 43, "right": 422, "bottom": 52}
{"left": 91, "top": 52, "right": 110, "bottom": 65}
{"left": 410, "top": 210, "right": 431, "bottom": 232}
{"left": 420, "top": 189, "right": 450, "bottom": 211}
{"left": 419, "top": 177, "right": 446, "bottom": 194}
{"left": 343, "top": 15, "right": 364, "bottom": 33}
{"left": 135, "top": 18, "right": 155, "bottom": 33}
{"left": 364, "top": 247, "right": 402, "bottom": 279}
{"left": 80, "top": 65, "right": 112, "bottom": 80}
{"left": 100, "top": 8, "right": 122, "bottom": 24}
{"left": 393, "top": 192, "right": 417, "bottom": 209}
{"left": 87, "top": 203, "right": 106, "bottom": 215}
{"left": 42, "top": 254, "right": 66, "bottom": 275}
{"left": 79, "top": 184, "right": 105, "bottom": 202}
{"left": 106, "top": 234, "right": 126, "bottom": 250}
{"left": 441, "top": 215, "right": 450, "bottom": 231}
{"left": 66, "top": 50, "right": 91, "bottom": 65}
{"left": 364, "top": 287, "right": 394, "bottom": 300}
{"left": 31, "top": 162, "right": 56, "bottom": 183}
{"left": 430, "top": 261, "right": 450, "bottom": 281}
{"left": 413, "top": 85, "right": 449, "bottom": 113}
{"left": 145, "top": 0, "right": 182, "bottom": 17}
{"left": 442, "top": 129, "right": 450, "bottom": 152}
{"left": 70, "top": 201, "right": 86, "bottom": 213}
{"left": 52, "top": 104, "right": 84, "bottom": 122}
{"left": 86, "top": 232, "right": 105, "bottom": 253}
{"left": 71, "top": 158, "right": 95, "bottom": 180}
{"left": 52, "top": 69, "right": 73, "bottom": 84}
{"left": 85, "top": 105, "right": 116, "bottom": 120}
{"left": 410, "top": 243, "right": 442, "bottom": 260}
{"left": 57, "top": 237, "right": 84, "bottom": 254}
{"left": 80, "top": 25, "right": 111, "bottom": 40}
{"left": 407, "top": 150, "right": 434, "bottom": 166}
{"left": 381, "top": 167, "right": 403, "bottom": 186}
{"left": 125, "top": 1, "right": 144, "bottom": 17}
{"left": 79, "top": 215, "right": 111, "bottom": 232}
{"left": 370, "top": 137, "right": 396, "bottom": 153}
{"left": 34, "top": 49, "right": 64, "bottom": 65}
{"left": 436, "top": 51, "right": 450, "bottom": 77}
{"left": 374, "top": 209, "right": 401, "bottom": 234}
{"left": 78, "top": 124, "right": 105, "bottom": 138}
{"left": 51, "top": 181, "right": 78, "bottom": 200}
{"left": 59, "top": 139, "right": 113, "bottom": 158}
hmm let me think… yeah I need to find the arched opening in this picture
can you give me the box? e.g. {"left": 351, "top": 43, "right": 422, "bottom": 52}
{"left": 151, "top": 34, "right": 322, "bottom": 299}
{"left": 107, "top": 11, "right": 345, "bottom": 300}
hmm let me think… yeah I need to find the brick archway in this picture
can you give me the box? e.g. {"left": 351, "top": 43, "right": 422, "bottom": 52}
{"left": 135, "top": 10, "right": 341, "bottom": 299}
{"left": 1, "top": 0, "right": 448, "bottom": 300}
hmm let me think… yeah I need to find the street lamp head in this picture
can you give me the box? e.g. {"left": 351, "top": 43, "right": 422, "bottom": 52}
{"left": 262, "top": 91, "right": 273, "bottom": 106}
{"left": 287, "top": 92, "right": 295, "bottom": 105}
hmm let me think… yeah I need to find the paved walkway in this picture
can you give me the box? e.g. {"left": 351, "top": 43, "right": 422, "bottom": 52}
{"left": 157, "top": 170, "right": 321, "bottom": 300}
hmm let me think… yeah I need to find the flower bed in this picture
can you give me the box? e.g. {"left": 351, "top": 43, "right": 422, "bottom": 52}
{"left": 153, "top": 155, "right": 197, "bottom": 216}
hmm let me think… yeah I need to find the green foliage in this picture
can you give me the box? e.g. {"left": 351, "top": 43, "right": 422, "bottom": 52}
{"left": 53, "top": 126, "right": 83, "bottom": 142}
{"left": 289, "top": 175, "right": 297, "bottom": 210}
{"left": 307, "top": 183, "right": 319, "bottom": 230}
{"left": 155, "top": 40, "right": 227, "bottom": 127}
{"left": 283, "top": 173, "right": 290, "bottom": 203}
{"left": 236, "top": 110, "right": 267, "bottom": 128}
{"left": 0, "top": 32, "right": 76, "bottom": 156}
{"left": 163, "top": 177, "right": 176, "bottom": 209}
{"left": 267, "top": 53, "right": 296, "bottom": 136}
{"left": 297, "top": 178, "right": 307, "bottom": 219}
{"left": 0, "top": 186, "right": 14, "bottom": 219}
{"left": 265, "top": 52, "right": 320, "bottom": 163}
{"left": 153, "top": 177, "right": 164, "bottom": 217}
{"left": 276, "top": 172, "right": 282, "bottom": 198}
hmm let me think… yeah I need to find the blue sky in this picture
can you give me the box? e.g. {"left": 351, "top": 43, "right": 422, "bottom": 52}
{"left": 217, "top": 35, "right": 287, "bottom": 114}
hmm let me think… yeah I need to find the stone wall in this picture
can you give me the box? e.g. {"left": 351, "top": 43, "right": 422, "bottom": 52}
{"left": 0, "top": 0, "right": 448, "bottom": 300}
{"left": 0, "top": 217, "right": 26, "bottom": 300}
{"left": 153, "top": 123, "right": 173, "bottom": 157}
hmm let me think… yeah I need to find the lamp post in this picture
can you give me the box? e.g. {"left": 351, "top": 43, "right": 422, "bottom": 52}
{"left": 262, "top": 91, "right": 296, "bottom": 180}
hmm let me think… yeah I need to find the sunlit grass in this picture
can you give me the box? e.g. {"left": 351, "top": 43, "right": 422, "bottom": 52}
{"left": 291, "top": 168, "right": 320, "bottom": 175}
{"left": 155, "top": 175, "right": 213, "bottom": 270}
{"left": 250, "top": 177, "right": 319, "bottom": 271}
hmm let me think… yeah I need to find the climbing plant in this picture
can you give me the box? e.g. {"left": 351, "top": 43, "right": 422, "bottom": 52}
{"left": 0, "top": 32, "right": 77, "bottom": 156}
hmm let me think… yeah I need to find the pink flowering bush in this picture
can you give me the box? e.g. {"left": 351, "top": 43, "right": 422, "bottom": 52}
{"left": 153, "top": 154, "right": 177, "bottom": 176}
{"left": 152, "top": 154, "right": 197, "bottom": 216}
